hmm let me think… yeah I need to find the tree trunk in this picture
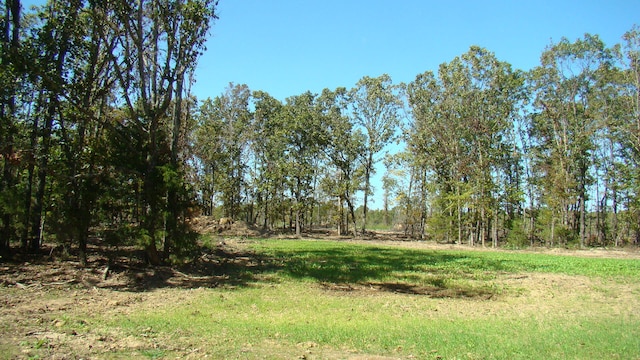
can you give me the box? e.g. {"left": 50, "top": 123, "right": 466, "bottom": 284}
{"left": 30, "top": 101, "right": 56, "bottom": 253}
{"left": 295, "top": 207, "right": 301, "bottom": 238}
{"left": 165, "top": 77, "right": 185, "bottom": 256}
{"left": 361, "top": 152, "right": 373, "bottom": 235}
{"left": 579, "top": 180, "right": 586, "bottom": 249}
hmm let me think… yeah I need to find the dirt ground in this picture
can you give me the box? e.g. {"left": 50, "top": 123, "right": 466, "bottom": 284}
{"left": 1, "top": 225, "right": 639, "bottom": 359}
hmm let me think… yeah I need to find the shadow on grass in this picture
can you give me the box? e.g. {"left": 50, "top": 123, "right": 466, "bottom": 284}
{"left": 100, "top": 244, "right": 282, "bottom": 292}
{"left": 0, "top": 240, "right": 509, "bottom": 299}
{"left": 256, "top": 241, "right": 513, "bottom": 299}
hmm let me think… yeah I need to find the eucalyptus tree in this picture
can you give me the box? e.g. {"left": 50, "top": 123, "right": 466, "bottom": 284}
{"left": 101, "top": 0, "right": 218, "bottom": 263}
{"left": 528, "top": 34, "right": 613, "bottom": 247}
{"left": 349, "top": 74, "right": 403, "bottom": 234}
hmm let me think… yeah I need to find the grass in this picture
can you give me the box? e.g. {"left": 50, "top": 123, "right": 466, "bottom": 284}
{"left": 4, "top": 238, "right": 639, "bottom": 359}
{"left": 253, "top": 239, "right": 640, "bottom": 283}
{"left": 92, "top": 239, "right": 640, "bottom": 359}
{"left": 105, "top": 282, "right": 639, "bottom": 359}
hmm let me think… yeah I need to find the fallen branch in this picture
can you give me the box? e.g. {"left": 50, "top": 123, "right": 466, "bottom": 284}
{"left": 42, "top": 279, "right": 78, "bottom": 286}
{"left": 172, "top": 270, "right": 211, "bottom": 280}
{"left": 15, "top": 282, "right": 38, "bottom": 289}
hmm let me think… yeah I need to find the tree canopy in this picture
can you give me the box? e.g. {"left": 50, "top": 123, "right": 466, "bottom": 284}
{"left": 1, "top": 0, "right": 639, "bottom": 265}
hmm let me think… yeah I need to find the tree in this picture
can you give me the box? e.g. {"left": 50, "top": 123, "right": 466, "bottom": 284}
{"left": 194, "top": 83, "right": 252, "bottom": 220}
{"left": 250, "top": 90, "right": 285, "bottom": 229}
{"left": 408, "top": 47, "right": 524, "bottom": 246}
{"left": 0, "top": 0, "right": 22, "bottom": 254}
{"left": 528, "top": 34, "right": 613, "bottom": 247}
{"left": 103, "top": 0, "right": 218, "bottom": 264}
{"left": 317, "top": 87, "right": 365, "bottom": 236}
{"left": 281, "top": 92, "right": 325, "bottom": 237}
{"left": 613, "top": 26, "right": 640, "bottom": 244}
{"left": 48, "top": 0, "right": 116, "bottom": 264}
{"left": 349, "top": 74, "right": 403, "bottom": 234}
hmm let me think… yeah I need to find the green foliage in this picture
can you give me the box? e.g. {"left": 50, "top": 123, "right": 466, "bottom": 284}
{"left": 407, "top": 46, "right": 525, "bottom": 245}
{"left": 504, "top": 219, "right": 530, "bottom": 249}
{"left": 0, "top": 0, "right": 220, "bottom": 261}
{"left": 350, "top": 74, "right": 404, "bottom": 232}
{"left": 1, "top": 0, "right": 639, "bottom": 266}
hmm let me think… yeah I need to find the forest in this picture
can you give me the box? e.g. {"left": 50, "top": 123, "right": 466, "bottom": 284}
{"left": 1, "top": 0, "right": 640, "bottom": 266}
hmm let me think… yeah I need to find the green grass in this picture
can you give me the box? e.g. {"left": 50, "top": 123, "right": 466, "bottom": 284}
{"left": 253, "top": 239, "right": 640, "bottom": 281}
{"left": 89, "top": 239, "right": 640, "bottom": 359}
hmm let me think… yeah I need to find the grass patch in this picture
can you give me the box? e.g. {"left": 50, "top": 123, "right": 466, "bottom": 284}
{"left": 91, "top": 239, "right": 640, "bottom": 358}
{"left": 4, "top": 238, "right": 639, "bottom": 359}
{"left": 251, "top": 239, "right": 640, "bottom": 284}
{"left": 104, "top": 281, "right": 639, "bottom": 359}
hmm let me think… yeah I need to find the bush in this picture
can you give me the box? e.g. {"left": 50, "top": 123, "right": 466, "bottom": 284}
{"left": 504, "top": 219, "right": 529, "bottom": 249}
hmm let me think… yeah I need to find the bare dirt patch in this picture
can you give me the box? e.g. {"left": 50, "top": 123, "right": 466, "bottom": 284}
{"left": 189, "top": 216, "right": 263, "bottom": 237}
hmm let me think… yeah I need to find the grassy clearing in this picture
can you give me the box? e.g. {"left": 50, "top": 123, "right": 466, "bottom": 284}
{"left": 252, "top": 239, "right": 640, "bottom": 279}
{"left": 3, "top": 238, "right": 640, "bottom": 359}
{"left": 104, "top": 281, "right": 639, "bottom": 359}
{"left": 93, "top": 239, "right": 640, "bottom": 359}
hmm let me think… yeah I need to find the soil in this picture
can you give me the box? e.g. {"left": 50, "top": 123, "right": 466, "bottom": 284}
{"left": 1, "top": 228, "right": 638, "bottom": 359}
{"left": 188, "top": 216, "right": 264, "bottom": 237}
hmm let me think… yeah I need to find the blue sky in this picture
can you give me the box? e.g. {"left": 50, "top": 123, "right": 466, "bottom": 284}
{"left": 190, "top": 0, "right": 639, "bottom": 209}
{"left": 192, "top": 0, "right": 639, "bottom": 101}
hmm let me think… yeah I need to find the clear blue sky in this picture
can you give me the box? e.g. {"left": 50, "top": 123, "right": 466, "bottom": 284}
{"left": 192, "top": 0, "right": 639, "bottom": 101}
{"left": 190, "top": 0, "right": 639, "bottom": 210}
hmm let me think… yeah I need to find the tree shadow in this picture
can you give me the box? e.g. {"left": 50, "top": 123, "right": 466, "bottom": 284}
{"left": 97, "top": 243, "right": 282, "bottom": 292}
{"left": 260, "top": 243, "right": 511, "bottom": 299}
{"left": 1, "top": 239, "right": 511, "bottom": 299}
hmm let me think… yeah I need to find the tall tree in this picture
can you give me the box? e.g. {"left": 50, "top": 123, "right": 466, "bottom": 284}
{"left": 408, "top": 47, "right": 523, "bottom": 246}
{"left": 317, "top": 87, "right": 365, "bottom": 236}
{"left": 528, "top": 34, "right": 613, "bottom": 247}
{"left": 350, "top": 74, "right": 403, "bottom": 234}
{"left": 194, "top": 84, "right": 252, "bottom": 220}
{"left": 103, "top": 0, "right": 217, "bottom": 264}
{"left": 281, "top": 92, "right": 324, "bottom": 237}
{"left": 0, "top": 0, "right": 22, "bottom": 253}
{"left": 615, "top": 26, "right": 640, "bottom": 244}
{"left": 250, "top": 90, "right": 286, "bottom": 229}
{"left": 47, "top": 0, "right": 115, "bottom": 264}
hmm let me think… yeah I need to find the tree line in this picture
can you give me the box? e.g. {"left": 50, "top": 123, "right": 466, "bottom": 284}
{"left": 193, "top": 30, "right": 640, "bottom": 250}
{"left": 0, "top": 0, "right": 218, "bottom": 264}
{"left": 1, "top": 0, "right": 638, "bottom": 265}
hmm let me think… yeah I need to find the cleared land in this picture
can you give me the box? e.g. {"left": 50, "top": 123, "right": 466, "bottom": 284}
{"left": 1, "top": 237, "right": 639, "bottom": 359}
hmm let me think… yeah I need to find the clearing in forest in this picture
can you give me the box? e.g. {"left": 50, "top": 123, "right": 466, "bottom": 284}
{"left": 1, "top": 237, "right": 639, "bottom": 359}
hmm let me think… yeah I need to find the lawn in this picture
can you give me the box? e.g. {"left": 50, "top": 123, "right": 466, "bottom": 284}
{"left": 2, "top": 238, "right": 639, "bottom": 359}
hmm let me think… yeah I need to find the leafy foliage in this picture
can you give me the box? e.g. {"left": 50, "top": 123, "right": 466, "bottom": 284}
{"left": 1, "top": 0, "right": 639, "bottom": 266}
